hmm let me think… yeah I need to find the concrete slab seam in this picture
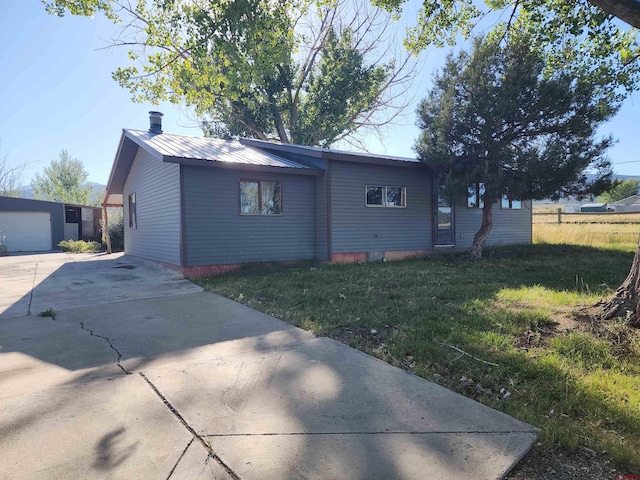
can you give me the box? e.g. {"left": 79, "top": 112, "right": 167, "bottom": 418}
{"left": 202, "top": 430, "right": 539, "bottom": 437}
{"left": 138, "top": 372, "right": 240, "bottom": 480}
{"left": 165, "top": 437, "right": 195, "bottom": 480}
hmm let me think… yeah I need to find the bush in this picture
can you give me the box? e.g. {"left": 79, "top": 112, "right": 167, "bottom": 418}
{"left": 58, "top": 239, "right": 103, "bottom": 253}
{"left": 0, "top": 230, "right": 6, "bottom": 255}
{"left": 107, "top": 208, "right": 124, "bottom": 252}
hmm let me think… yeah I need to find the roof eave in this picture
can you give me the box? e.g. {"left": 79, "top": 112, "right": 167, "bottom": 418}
{"left": 164, "top": 156, "right": 323, "bottom": 176}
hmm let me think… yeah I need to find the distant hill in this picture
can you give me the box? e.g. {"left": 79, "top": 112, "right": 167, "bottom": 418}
{"left": 17, "top": 182, "right": 106, "bottom": 206}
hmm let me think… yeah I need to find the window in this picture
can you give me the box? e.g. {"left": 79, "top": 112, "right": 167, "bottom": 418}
{"left": 366, "top": 186, "right": 406, "bottom": 208}
{"left": 239, "top": 180, "right": 282, "bottom": 215}
{"left": 467, "top": 183, "right": 485, "bottom": 208}
{"left": 128, "top": 193, "right": 137, "bottom": 229}
{"left": 501, "top": 196, "right": 522, "bottom": 209}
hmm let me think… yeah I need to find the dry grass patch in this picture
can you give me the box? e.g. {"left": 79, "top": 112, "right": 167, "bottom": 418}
{"left": 534, "top": 223, "right": 639, "bottom": 250}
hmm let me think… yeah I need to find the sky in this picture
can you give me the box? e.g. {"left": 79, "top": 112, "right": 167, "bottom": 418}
{"left": 0, "top": 1, "right": 638, "bottom": 188}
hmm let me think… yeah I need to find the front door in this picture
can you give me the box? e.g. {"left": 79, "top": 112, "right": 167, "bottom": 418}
{"left": 434, "top": 186, "right": 455, "bottom": 246}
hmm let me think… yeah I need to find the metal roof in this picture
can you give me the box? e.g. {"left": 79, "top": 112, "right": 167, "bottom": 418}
{"left": 240, "top": 138, "right": 421, "bottom": 164}
{"left": 125, "top": 130, "right": 314, "bottom": 170}
{"left": 615, "top": 195, "right": 640, "bottom": 206}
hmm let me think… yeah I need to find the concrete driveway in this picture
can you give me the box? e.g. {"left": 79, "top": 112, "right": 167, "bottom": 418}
{"left": 0, "top": 253, "right": 538, "bottom": 479}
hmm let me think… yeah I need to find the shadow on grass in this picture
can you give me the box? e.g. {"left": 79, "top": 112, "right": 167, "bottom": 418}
{"left": 197, "top": 243, "right": 640, "bottom": 470}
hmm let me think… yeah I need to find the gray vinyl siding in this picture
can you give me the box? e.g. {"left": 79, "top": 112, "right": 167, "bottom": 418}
{"left": 182, "top": 166, "right": 315, "bottom": 265}
{"left": 123, "top": 148, "right": 181, "bottom": 265}
{"left": 315, "top": 173, "right": 329, "bottom": 260}
{"left": 329, "top": 162, "right": 432, "bottom": 253}
{"left": 454, "top": 200, "right": 532, "bottom": 248}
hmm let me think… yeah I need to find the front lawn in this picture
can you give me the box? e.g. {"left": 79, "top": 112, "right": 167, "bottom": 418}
{"left": 195, "top": 244, "right": 640, "bottom": 471}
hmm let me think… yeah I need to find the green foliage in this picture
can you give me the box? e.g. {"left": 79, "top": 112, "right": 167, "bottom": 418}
{"left": 44, "top": 0, "right": 411, "bottom": 147}
{"left": 291, "top": 28, "right": 391, "bottom": 146}
{"left": 31, "top": 149, "right": 95, "bottom": 205}
{"left": 417, "top": 33, "right": 616, "bottom": 203}
{"left": 38, "top": 308, "right": 56, "bottom": 319}
{"left": 372, "top": 0, "right": 640, "bottom": 103}
{"left": 599, "top": 179, "right": 640, "bottom": 203}
{"left": 57, "top": 239, "right": 103, "bottom": 253}
{"left": 415, "top": 33, "right": 617, "bottom": 256}
{"left": 107, "top": 208, "right": 124, "bottom": 252}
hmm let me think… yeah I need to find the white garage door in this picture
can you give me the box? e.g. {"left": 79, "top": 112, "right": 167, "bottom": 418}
{"left": 0, "top": 211, "right": 52, "bottom": 252}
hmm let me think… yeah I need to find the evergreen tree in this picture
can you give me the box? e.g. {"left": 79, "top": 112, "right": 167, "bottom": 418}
{"left": 415, "top": 33, "right": 617, "bottom": 258}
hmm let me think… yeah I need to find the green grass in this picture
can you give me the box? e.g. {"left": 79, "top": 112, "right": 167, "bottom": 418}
{"left": 195, "top": 244, "right": 640, "bottom": 470}
{"left": 38, "top": 308, "right": 56, "bottom": 319}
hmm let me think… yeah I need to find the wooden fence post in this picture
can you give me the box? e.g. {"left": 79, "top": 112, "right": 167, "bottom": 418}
{"left": 557, "top": 208, "right": 562, "bottom": 224}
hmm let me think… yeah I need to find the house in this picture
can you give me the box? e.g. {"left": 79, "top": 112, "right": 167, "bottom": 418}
{"left": 0, "top": 196, "right": 102, "bottom": 252}
{"left": 580, "top": 202, "right": 608, "bottom": 213}
{"left": 103, "top": 112, "right": 532, "bottom": 277}
{"left": 613, "top": 195, "right": 640, "bottom": 213}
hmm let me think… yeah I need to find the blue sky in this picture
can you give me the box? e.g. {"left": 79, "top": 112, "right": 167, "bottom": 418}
{"left": 0, "top": 1, "right": 638, "bottom": 187}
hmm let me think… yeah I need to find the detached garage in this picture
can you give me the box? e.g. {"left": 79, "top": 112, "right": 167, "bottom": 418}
{"left": 0, "top": 196, "right": 102, "bottom": 253}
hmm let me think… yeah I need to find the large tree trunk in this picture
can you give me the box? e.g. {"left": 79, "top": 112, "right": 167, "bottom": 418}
{"left": 599, "top": 235, "right": 640, "bottom": 327}
{"left": 470, "top": 202, "right": 493, "bottom": 259}
{"left": 588, "top": 0, "right": 640, "bottom": 29}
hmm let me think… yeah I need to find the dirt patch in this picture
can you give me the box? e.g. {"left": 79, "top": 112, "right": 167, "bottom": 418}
{"left": 329, "top": 324, "right": 395, "bottom": 349}
{"left": 505, "top": 444, "right": 633, "bottom": 480}
{"left": 515, "top": 320, "right": 561, "bottom": 349}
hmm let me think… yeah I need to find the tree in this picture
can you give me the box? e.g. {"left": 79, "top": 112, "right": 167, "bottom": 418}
{"left": 371, "top": 0, "right": 640, "bottom": 104}
{"left": 0, "top": 148, "right": 25, "bottom": 197}
{"left": 44, "top": 0, "right": 416, "bottom": 148}
{"left": 415, "top": 33, "right": 617, "bottom": 258}
{"left": 599, "top": 179, "right": 640, "bottom": 203}
{"left": 31, "top": 149, "right": 94, "bottom": 205}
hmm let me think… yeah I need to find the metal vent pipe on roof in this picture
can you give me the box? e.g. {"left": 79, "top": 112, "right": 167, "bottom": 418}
{"left": 149, "top": 111, "right": 163, "bottom": 134}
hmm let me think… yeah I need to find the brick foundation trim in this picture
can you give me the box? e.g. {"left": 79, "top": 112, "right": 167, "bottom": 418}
{"left": 182, "top": 263, "right": 242, "bottom": 279}
{"left": 383, "top": 249, "right": 430, "bottom": 261}
{"left": 330, "top": 252, "right": 367, "bottom": 264}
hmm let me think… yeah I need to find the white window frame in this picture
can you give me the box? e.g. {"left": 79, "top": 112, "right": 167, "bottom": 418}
{"left": 365, "top": 185, "right": 407, "bottom": 208}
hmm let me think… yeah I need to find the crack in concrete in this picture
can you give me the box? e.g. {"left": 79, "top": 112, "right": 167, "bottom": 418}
{"left": 138, "top": 372, "right": 240, "bottom": 480}
{"left": 78, "top": 321, "right": 131, "bottom": 375}
{"left": 37, "top": 311, "right": 131, "bottom": 375}
{"left": 26, "top": 262, "right": 38, "bottom": 316}
{"left": 165, "top": 437, "right": 194, "bottom": 480}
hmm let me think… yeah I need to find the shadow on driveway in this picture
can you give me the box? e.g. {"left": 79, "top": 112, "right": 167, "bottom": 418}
{"left": 0, "top": 253, "right": 538, "bottom": 479}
